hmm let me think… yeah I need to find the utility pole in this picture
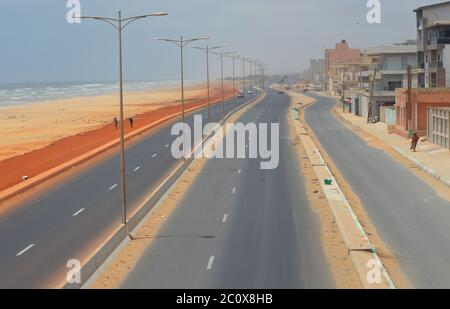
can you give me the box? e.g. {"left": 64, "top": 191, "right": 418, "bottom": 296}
{"left": 407, "top": 65, "right": 412, "bottom": 134}
{"left": 367, "top": 68, "right": 377, "bottom": 123}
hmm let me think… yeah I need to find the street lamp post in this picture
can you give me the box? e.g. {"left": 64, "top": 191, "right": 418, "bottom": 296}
{"left": 77, "top": 11, "right": 168, "bottom": 238}
{"left": 242, "top": 56, "right": 246, "bottom": 95}
{"left": 224, "top": 52, "right": 239, "bottom": 109}
{"left": 191, "top": 45, "right": 222, "bottom": 124}
{"left": 154, "top": 36, "right": 209, "bottom": 160}
{"left": 249, "top": 60, "right": 253, "bottom": 96}
{"left": 154, "top": 37, "right": 209, "bottom": 125}
{"left": 212, "top": 50, "right": 234, "bottom": 120}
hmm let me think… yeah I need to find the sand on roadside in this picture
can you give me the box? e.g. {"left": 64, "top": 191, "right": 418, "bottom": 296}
{"left": 0, "top": 82, "right": 229, "bottom": 161}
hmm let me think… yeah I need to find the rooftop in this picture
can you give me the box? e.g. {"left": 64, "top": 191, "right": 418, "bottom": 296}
{"left": 365, "top": 44, "right": 417, "bottom": 55}
{"left": 414, "top": 1, "right": 450, "bottom": 13}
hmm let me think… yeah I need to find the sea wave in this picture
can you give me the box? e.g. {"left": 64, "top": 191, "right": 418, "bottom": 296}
{"left": 0, "top": 80, "right": 198, "bottom": 107}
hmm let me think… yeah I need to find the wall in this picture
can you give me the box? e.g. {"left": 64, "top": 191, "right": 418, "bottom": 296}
{"left": 422, "top": 5, "right": 450, "bottom": 26}
{"left": 395, "top": 88, "right": 450, "bottom": 136}
{"left": 385, "top": 107, "right": 397, "bottom": 125}
{"left": 325, "top": 41, "right": 360, "bottom": 74}
{"left": 427, "top": 107, "right": 450, "bottom": 149}
{"left": 360, "top": 94, "right": 369, "bottom": 119}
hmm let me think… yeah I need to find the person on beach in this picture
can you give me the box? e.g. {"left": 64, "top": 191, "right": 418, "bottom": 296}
{"left": 113, "top": 116, "right": 118, "bottom": 129}
{"left": 410, "top": 133, "right": 420, "bottom": 152}
{"left": 129, "top": 116, "right": 134, "bottom": 128}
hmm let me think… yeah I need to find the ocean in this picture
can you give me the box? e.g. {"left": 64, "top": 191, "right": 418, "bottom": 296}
{"left": 0, "top": 80, "right": 193, "bottom": 107}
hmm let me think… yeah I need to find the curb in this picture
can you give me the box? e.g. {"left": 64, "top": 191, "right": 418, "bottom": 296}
{"left": 287, "top": 90, "right": 395, "bottom": 289}
{"left": 0, "top": 93, "right": 237, "bottom": 204}
{"left": 332, "top": 103, "right": 450, "bottom": 190}
{"left": 393, "top": 147, "right": 450, "bottom": 188}
{"left": 59, "top": 93, "right": 267, "bottom": 289}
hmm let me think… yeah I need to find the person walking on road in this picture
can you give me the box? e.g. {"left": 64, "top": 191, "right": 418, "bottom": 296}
{"left": 410, "top": 132, "right": 420, "bottom": 152}
{"left": 129, "top": 116, "right": 134, "bottom": 128}
{"left": 113, "top": 116, "right": 118, "bottom": 129}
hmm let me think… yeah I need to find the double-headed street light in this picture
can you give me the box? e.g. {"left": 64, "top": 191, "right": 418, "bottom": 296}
{"left": 212, "top": 49, "right": 235, "bottom": 120}
{"left": 77, "top": 11, "right": 168, "bottom": 238}
{"left": 153, "top": 36, "right": 209, "bottom": 162}
{"left": 153, "top": 37, "right": 209, "bottom": 125}
{"left": 243, "top": 57, "right": 253, "bottom": 96}
{"left": 240, "top": 56, "right": 250, "bottom": 96}
{"left": 224, "top": 52, "right": 239, "bottom": 109}
{"left": 191, "top": 45, "right": 223, "bottom": 124}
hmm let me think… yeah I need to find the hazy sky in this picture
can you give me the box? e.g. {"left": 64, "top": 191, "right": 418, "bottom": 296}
{"left": 0, "top": 0, "right": 443, "bottom": 83}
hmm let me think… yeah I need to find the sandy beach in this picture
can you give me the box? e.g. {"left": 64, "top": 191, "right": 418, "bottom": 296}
{"left": 0, "top": 81, "right": 236, "bottom": 193}
{"left": 0, "top": 81, "right": 229, "bottom": 161}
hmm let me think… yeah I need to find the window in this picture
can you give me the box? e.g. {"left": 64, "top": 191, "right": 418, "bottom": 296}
{"left": 387, "top": 81, "right": 402, "bottom": 91}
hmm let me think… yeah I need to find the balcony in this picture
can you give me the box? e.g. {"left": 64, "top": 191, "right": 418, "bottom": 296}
{"left": 427, "top": 37, "right": 450, "bottom": 50}
{"left": 428, "top": 61, "right": 444, "bottom": 69}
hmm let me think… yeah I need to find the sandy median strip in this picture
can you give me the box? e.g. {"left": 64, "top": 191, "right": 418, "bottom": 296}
{"left": 287, "top": 98, "right": 362, "bottom": 289}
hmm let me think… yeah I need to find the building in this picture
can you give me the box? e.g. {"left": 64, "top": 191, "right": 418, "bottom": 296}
{"left": 325, "top": 40, "right": 361, "bottom": 94}
{"left": 364, "top": 43, "right": 418, "bottom": 121}
{"left": 394, "top": 88, "right": 450, "bottom": 138}
{"left": 330, "top": 62, "right": 367, "bottom": 97}
{"left": 415, "top": 1, "right": 450, "bottom": 88}
{"left": 310, "top": 59, "right": 325, "bottom": 86}
{"left": 300, "top": 59, "right": 325, "bottom": 86}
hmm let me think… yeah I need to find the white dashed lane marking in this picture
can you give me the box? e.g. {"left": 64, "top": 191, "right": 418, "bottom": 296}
{"left": 152, "top": 153, "right": 158, "bottom": 158}
{"left": 222, "top": 214, "right": 228, "bottom": 223}
{"left": 206, "top": 256, "right": 215, "bottom": 270}
{"left": 72, "top": 208, "right": 85, "bottom": 217}
{"left": 133, "top": 166, "right": 141, "bottom": 172}
{"left": 16, "top": 244, "right": 35, "bottom": 257}
{"left": 232, "top": 187, "right": 236, "bottom": 194}
{"left": 109, "top": 184, "right": 118, "bottom": 191}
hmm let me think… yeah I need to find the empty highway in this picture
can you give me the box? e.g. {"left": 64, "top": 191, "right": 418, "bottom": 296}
{"left": 0, "top": 92, "right": 256, "bottom": 288}
{"left": 122, "top": 90, "right": 333, "bottom": 288}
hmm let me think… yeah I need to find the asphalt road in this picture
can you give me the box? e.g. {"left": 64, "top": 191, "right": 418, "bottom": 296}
{"left": 0, "top": 91, "right": 257, "bottom": 288}
{"left": 305, "top": 93, "right": 450, "bottom": 288}
{"left": 122, "top": 90, "right": 333, "bottom": 289}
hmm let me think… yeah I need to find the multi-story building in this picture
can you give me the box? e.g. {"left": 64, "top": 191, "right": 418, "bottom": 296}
{"left": 310, "top": 59, "right": 325, "bottom": 86}
{"left": 415, "top": 1, "right": 450, "bottom": 87}
{"left": 362, "top": 44, "right": 418, "bottom": 120}
{"left": 325, "top": 40, "right": 361, "bottom": 94}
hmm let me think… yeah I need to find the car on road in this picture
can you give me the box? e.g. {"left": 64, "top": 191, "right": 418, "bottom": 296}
{"left": 247, "top": 90, "right": 253, "bottom": 95}
{"left": 237, "top": 93, "right": 245, "bottom": 99}
{"left": 278, "top": 90, "right": 284, "bottom": 94}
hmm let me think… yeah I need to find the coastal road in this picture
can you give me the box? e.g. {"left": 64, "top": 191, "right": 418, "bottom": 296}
{"left": 0, "top": 91, "right": 258, "bottom": 288}
{"left": 122, "top": 90, "right": 333, "bottom": 288}
{"left": 305, "top": 93, "right": 450, "bottom": 288}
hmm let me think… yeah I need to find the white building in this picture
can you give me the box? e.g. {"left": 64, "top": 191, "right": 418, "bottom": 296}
{"left": 415, "top": 1, "right": 450, "bottom": 87}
